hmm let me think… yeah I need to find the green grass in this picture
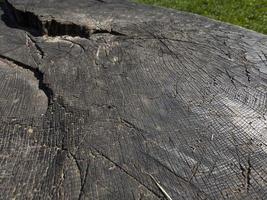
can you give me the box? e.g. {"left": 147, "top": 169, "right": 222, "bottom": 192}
{"left": 137, "top": 0, "right": 267, "bottom": 34}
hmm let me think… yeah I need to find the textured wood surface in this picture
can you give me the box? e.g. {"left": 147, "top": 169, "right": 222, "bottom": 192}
{"left": 0, "top": 0, "right": 267, "bottom": 199}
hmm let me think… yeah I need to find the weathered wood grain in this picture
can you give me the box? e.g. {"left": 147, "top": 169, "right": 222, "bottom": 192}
{"left": 0, "top": 0, "right": 266, "bottom": 199}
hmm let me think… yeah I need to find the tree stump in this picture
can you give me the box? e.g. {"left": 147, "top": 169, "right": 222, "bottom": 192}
{"left": 0, "top": 0, "right": 266, "bottom": 199}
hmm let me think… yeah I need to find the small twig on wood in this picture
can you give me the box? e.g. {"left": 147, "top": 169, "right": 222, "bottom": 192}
{"left": 146, "top": 173, "right": 173, "bottom": 200}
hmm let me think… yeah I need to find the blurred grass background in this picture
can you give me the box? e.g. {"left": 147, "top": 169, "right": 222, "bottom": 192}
{"left": 137, "top": 0, "right": 267, "bottom": 34}
{"left": 0, "top": 0, "right": 266, "bottom": 34}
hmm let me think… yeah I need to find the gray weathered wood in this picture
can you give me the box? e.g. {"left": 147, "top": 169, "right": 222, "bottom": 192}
{"left": 0, "top": 0, "right": 266, "bottom": 199}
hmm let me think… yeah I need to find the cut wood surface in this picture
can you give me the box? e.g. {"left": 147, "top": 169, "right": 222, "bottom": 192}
{"left": 0, "top": 0, "right": 266, "bottom": 199}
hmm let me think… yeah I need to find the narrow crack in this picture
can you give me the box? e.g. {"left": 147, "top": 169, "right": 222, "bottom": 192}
{"left": 67, "top": 151, "right": 85, "bottom": 200}
{"left": 145, "top": 152, "right": 209, "bottom": 197}
{"left": 225, "top": 68, "right": 237, "bottom": 89}
{"left": 55, "top": 146, "right": 84, "bottom": 200}
{"left": 4, "top": 0, "right": 126, "bottom": 39}
{"left": 78, "top": 162, "right": 89, "bottom": 200}
{"left": 239, "top": 156, "right": 252, "bottom": 193}
{"left": 245, "top": 67, "right": 251, "bottom": 83}
{"left": 61, "top": 37, "right": 86, "bottom": 52}
{"left": 120, "top": 118, "right": 148, "bottom": 140}
{"left": 0, "top": 54, "right": 53, "bottom": 105}
{"left": 90, "top": 146, "right": 163, "bottom": 199}
{"left": 26, "top": 33, "right": 44, "bottom": 59}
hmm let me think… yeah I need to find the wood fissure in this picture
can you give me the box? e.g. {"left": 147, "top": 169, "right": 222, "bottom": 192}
{"left": 4, "top": 0, "right": 126, "bottom": 38}
{"left": 0, "top": 54, "right": 54, "bottom": 105}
